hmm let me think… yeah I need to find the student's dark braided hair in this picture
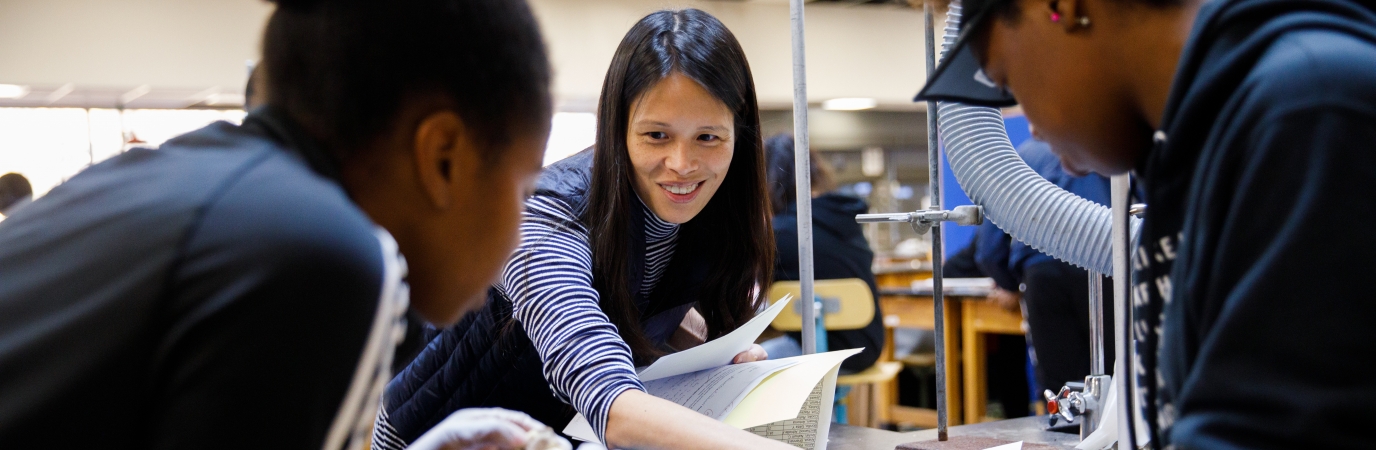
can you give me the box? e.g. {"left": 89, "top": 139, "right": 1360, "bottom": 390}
{"left": 260, "top": 0, "right": 551, "bottom": 160}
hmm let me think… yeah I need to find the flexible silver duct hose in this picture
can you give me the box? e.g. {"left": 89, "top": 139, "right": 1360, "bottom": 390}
{"left": 935, "top": 1, "right": 1140, "bottom": 275}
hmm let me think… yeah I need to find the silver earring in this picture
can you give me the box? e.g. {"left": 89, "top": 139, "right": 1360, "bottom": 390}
{"left": 1077, "top": 16, "right": 1092, "bottom": 27}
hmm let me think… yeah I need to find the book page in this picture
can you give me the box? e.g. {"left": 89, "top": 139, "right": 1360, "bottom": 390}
{"left": 745, "top": 367, "right": 837, "bottom": 450}
{"left": 561, "top": 349, "right": 853, "bottom": 443}
{"left": 643, "top": 357, "right": 800, "bottom": 419}
{"left": 564, "top": 357, "right": 802, "bottom": 442}
{"left": 724, "top": 348, "right": 859, "bottom": 429}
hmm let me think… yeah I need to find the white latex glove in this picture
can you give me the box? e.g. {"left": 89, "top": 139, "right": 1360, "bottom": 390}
{"left": 407, "top": 408, "right": 544, "bottom": 450}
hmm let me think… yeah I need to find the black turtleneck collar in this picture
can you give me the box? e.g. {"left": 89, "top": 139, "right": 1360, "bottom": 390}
{"left": 241, "top": 105, "right": 345, "bottom": 184}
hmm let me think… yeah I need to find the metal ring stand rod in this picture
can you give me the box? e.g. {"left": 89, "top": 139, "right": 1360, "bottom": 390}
{"left": 1111, "top": 174, "right": 1137, "bottom": 450}
{"left": 789, "top": 0, "right": 817, "bottom": 356}
{"left": 1089, "top": 273, "right": 1105, "bottom": 375}
{"left": 922, "top": 0, "right": 950, "bottom": 440}
{"left": 1082, "top": 272, "right": 1108, "bottom": 439}
{"left": 854, "top": 2, "right": 988, "bottom": 441}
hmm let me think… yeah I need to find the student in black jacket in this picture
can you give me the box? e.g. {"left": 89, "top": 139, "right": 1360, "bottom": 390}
{"left": 918, "top": 0, "right": 1376, "bottom": 447}
{"left": 0, "top": 0, "right": 554, "bottom": 448}
{"left": 761, "top": 134, "right": 885, "bottom": 373}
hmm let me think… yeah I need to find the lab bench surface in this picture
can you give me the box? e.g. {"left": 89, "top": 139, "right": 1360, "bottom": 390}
{"left": 828, "top": 417, "right": 1080, "bottom": 450}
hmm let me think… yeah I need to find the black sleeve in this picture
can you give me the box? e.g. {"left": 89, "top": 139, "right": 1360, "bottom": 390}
{"left": 146, "top": 167, "right": 383, "bottom": 450}
{"left": 773, "top": 216, "right": 800, "bottom": 281}
{"left": 1163, "top": 104, "right": 1376, "bottom": 449}
{"left": 944, "top": 235, "right": 983, "bottom": 278}
{"left": 972, "top": 222, "right": 1020, "bottom": 292}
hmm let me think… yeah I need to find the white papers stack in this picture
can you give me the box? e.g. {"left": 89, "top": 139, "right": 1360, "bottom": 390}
{"left": 564, "top": 295, "right": 860, "bottom": 450}
{"left": 911, "top": 277, "right": 995, "bottom": 296}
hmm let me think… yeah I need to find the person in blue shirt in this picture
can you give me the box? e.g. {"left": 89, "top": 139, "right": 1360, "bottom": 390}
{"left": 975, "top": 134, "right": 1115, "bottom": 394}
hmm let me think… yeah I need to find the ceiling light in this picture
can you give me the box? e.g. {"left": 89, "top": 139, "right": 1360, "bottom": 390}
{"left": 822, "top": 97, "right": 876, "bottom": 111}
{"left": 0, "top": 84, "right": 30, "bottom": 99}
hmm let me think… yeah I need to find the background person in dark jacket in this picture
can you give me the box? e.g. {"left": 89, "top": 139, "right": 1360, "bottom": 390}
{"left": 918, "top": 0, "right": 1376, "bottom": 447}
{"left": 760, "top": 134, "right": 884, "bottom": 373}
{"left": 0, "top": 172, "right": 31, "bottom": 216}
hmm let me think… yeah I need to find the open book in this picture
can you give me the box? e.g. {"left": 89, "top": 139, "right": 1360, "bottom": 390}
{"left": 563, "top": 295, "right": 861, "bottom": 449}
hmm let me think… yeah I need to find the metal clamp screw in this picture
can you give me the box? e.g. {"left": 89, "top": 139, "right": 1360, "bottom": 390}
{"left": 855, "top": 205, "right": 984, "bottom": 235}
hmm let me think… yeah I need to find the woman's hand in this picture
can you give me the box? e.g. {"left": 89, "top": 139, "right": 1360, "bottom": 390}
{"left": 731, "top": 344, "right": 768, "bottom": 364}
{"left": 408, "top": 407, "right": 546, "bottom": 450}
{"left": 989, "top": 288, "right": 1022, "bottom": 313}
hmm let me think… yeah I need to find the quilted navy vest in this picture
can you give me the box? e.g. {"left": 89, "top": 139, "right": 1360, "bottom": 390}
{"left": 378, "top": 149, "right": 710, "bottom": 443}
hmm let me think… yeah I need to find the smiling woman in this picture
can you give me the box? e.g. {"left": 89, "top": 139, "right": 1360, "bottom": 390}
{"left": 626, "top": 73, "right": 735, "bottom": 221}
{"left": 377, "top": 8, "right": 789, "bottom": 450}
{"left": 586, "top": 8, "right": 772, "bottom": 367}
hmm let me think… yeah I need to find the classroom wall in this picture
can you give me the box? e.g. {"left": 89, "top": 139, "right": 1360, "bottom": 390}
{"left": 0, "top": 0, "right": 273, "bottom": 91}
{"left": 0, "top": 0, "right": 937, "bottom": 110}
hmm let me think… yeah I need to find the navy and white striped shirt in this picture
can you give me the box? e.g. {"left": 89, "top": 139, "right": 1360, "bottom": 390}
{"left": 496, "top": 194, "right": 678, "bottom": 443}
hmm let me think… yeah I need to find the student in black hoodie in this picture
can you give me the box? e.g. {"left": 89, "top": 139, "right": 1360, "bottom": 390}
{"left": 762, "top": 134, "right": 884, "bottom": 373}
{"left": 917, "top": 0, "right": 1376, "bottom": 448}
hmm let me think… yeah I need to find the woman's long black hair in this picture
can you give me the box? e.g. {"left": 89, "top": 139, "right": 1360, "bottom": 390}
{"left": 584, "top": 8, "right": 773, "bottom": 362}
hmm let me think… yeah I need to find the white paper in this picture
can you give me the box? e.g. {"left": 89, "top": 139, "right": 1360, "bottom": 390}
{"left": 643, "top": 357, "right": 801, "bottom": 419}
{"left": 983, "top": 441, "right": 1023, "bottom": 450}
{"left": 562, "top": 353, "right": 807, "bottom": 442}
{"left": 636, "top": 294, "right": 791, "bottom": 382}
{"left": 912, "top": 277, "right": 994, "bottom": 289}
{"left": 563, "top": 295, "right": 793, "bottom": 442}
{"left": 562, "top": 349, "right": 859, "bottom": 445}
